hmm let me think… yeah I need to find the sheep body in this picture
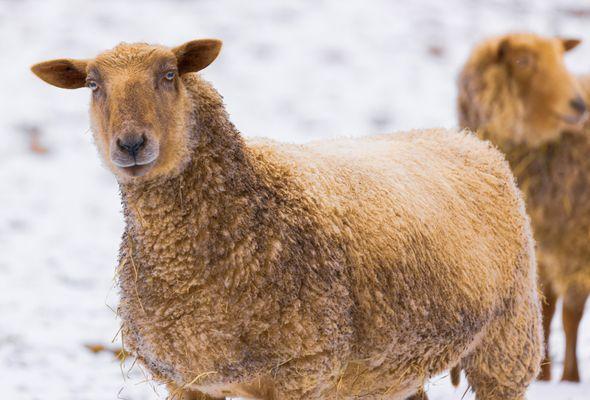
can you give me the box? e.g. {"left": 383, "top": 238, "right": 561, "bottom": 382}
{"left": 457, "top": 33, "right": 590, "bottom": 382}
{"left": 118, "top": 75, "right": 541, "bottom": 399}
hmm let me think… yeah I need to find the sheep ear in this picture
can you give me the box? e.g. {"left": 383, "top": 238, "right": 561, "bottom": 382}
{"left": 497, "top": 38, "right": 511, "bottom": 62}
{"left": 173, "top": 39, "right": 222, "bottom": 75}
{"left": 561, "top": 38, "right": 581, "bottom": 52}
{"left": 31, "top": 59, "right": 88, "bottom": 89}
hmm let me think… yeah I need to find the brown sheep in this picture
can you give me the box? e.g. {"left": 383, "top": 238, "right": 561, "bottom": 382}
{"left": 32, "top": 39, "right": 542, "bottom": 400}
{"left": 457, "top": 33, "right": 589, "bottom": 383}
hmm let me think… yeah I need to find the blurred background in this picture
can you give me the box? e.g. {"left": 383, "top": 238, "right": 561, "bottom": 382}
{"left": 1, "top": 0, "right": 589, "bottom": 399}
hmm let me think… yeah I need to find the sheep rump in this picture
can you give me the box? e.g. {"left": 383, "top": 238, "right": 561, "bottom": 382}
{"left": 117, "top": 75, "right": 542, "bottom": 399}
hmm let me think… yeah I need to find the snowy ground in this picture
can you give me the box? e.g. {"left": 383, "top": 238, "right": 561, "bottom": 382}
{"left": 1, "top": 0, "right": 590, "bottom": 399}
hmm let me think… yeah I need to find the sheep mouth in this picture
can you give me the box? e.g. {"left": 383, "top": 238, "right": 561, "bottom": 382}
{"left": 112, "top": 149, "right": 159, "bottom": 177}
{"left": 118, "top": 160, "right": 157, "bottom": 177}
{"left": 556, "top": 111, "right": 589, "bottom": 126}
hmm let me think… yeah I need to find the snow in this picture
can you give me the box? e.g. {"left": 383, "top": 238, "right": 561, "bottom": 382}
{"left": 1, "top": 0, "right": 589, "bottom": 399}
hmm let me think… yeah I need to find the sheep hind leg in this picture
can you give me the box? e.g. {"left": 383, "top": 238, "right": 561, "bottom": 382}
{"left": 561, "top": 284, "right": 588, "bottom": 382}
{"left": 538, "top": 272, "right": 557, "bottom": 381}
{"left": 462, "top": 295, "right": 542, "bottom": 399}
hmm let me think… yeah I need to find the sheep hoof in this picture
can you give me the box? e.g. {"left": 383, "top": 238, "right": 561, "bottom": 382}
{"left": 537, "top": 361, "right": 552, "bottom": 381}
{"left": 561, "top": 371, "right": 580, "bottom": 383}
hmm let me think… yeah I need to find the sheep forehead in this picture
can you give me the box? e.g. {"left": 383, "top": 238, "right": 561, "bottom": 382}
{"left": 93, "top": 43, "right": 174, "bottom": 72}
{"left": 501, "top": 33, "right": 559, "bottom": 57}
{"left": 471, "top": 34, "right": 560, "bottom": 73}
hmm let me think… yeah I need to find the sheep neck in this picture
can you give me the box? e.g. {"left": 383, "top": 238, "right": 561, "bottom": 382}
{"left": 117, "top": 78, "right": 261, "bottom": 290}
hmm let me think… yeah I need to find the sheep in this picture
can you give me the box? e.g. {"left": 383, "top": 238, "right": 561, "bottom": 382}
{"left": 456, "top": 33, "right": 589, "bottom": 383}
{"left": 32, "top": 39, "right": 542, "bottom": 400}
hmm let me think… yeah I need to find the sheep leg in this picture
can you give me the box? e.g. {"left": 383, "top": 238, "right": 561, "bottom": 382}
{"left": 538, "top": 275, "right": 557, "bottom": 381}
{"left": 462, "top": 294, "right": 542, "bottom": 399}
{"left": 561, "top": 284, "right": 588, "bottom": 382}
{"left": 405, "top": 386, "right": 428, "bottom": 400}
{"left": 166, "top": 386, "right": 224, "bottom": 400}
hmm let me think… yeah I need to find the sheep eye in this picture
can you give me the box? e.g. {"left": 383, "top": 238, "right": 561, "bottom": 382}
{"left": 164, "top": 71, "right": 176, "bottom": 81}
{"left": 515, "top": 55, "right": 533, "bottom": 68}
{"left": 87, "top": 80, "right": 99, "bottom": 91}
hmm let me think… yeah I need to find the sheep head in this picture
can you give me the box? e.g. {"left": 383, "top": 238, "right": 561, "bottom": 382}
{"left": 31, "top": 39, "right": 222, "bottom": 182}
{"left": 459, "top": 34, "right": 586, "bottom": 146}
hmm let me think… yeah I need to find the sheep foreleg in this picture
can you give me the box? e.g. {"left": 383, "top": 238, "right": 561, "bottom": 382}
{"left": 166, "top": 386, "right": 224, "bottom": 400}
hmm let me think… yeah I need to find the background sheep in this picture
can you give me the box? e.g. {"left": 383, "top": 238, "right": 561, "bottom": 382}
{"left": 31, "top": 40, "right": 542, "bottom": 399}
{"left": 457, "top": 33, "right": 589, "bottom": 383}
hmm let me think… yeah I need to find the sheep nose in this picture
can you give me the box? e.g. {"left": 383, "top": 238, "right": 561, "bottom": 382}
{"left": 117, "top": 135, "right": 146, "bottom": 158}
{"left": 570, "top": 96, "right": 587, "bottom": 114}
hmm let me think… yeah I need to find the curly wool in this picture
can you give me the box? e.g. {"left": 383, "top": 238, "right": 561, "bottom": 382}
{"left": 117, "top": 75, "right": 541, "bottom": 399}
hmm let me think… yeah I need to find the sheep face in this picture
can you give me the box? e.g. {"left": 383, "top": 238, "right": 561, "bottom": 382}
{"left": 460, "top": 34, "right": 586, "bottom": 146}
{"left": 31, "top": 39, "right": 222, "bottom": 182}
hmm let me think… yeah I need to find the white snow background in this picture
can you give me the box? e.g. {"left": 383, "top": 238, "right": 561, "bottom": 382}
{"left": 1, "top": 0, "right": 589, "bottom": 399}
